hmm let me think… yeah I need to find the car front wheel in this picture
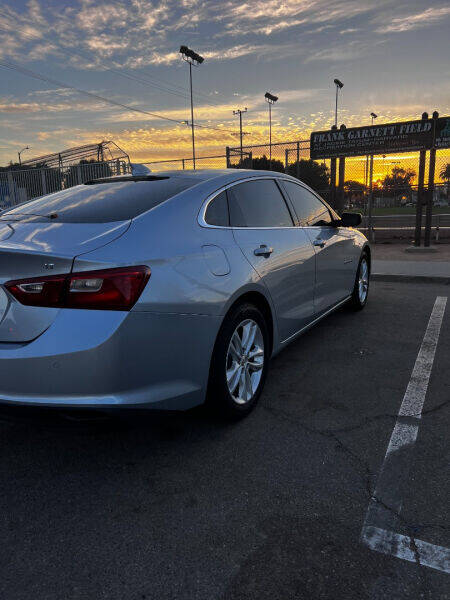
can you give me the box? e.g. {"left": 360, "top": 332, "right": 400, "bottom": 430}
{"left": 350, "top": 252, "right": 370, "bottom": 310}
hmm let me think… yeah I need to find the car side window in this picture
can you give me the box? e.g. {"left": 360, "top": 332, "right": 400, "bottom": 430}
{"left": 228, "top": 179, "right": 293, "bottom": 228}
{"left": 282, "top": 181, "right": 333, "bottom": 227}
{"left": 204, "top": 191, "right": 229, "bottom": 226}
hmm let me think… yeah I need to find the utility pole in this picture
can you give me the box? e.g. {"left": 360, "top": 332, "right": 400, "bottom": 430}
{"left": 233, "top": 108, "right": 247, "bottom": 162}
{"left": 264, "top": 92, "right": 278, "bottom": 169}
{"left": 180, "top": 46, "right": 204, "bottom": 170}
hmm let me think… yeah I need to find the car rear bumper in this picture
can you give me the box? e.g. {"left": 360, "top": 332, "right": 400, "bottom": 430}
{"left": 0, "top": 309, "right": 221, "bottom": 410}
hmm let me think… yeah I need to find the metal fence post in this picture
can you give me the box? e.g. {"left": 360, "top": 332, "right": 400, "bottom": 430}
{"left": 226, "top": 146, "right": 231, "bottom": 168}
{"left": 330, "top": 157, "right": 337, "bottom": 208}
{"left": 285, "top": 149, "right": 289, "bottom": 173}
{"left": 337, "top": 156, "right": 346, "bottom": 213}
{"left": 182, "top": 159, "right": 185, "bottom": 170}
{"left": 367, "top": 154, "right": 374, "bottom": 243}
{"left": 414, "top": 149, "right": 427, "bottom": 246}
{"left": 424, "top": 111, "right": 439, "bottom": 247}
{"left": 7, "top": 171, "right": 16, "bottom": 205}
{"left": 424, "top": 147, "right": 436, "bottom": 247}
{"left": 41, "top": 169, "right": 47, "bottom": 196}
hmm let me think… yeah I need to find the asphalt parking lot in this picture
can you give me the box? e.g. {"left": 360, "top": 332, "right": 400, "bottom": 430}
{"left": 0, "top": 280, "right": 449, "bottom": 600}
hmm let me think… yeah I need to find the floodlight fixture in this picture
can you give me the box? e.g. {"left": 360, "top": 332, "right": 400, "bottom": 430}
{"left": 264, "top": 92, "right": 278, "bottom": 104}
{"left": 179, "top": 45, "right": 204, "bottom": 65}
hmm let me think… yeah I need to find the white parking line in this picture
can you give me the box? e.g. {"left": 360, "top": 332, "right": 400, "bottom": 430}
{"left": 363, "top": 526, "right": 450, "bottom": 574}
{"left": 361, "top": 296, "right": 449, "bottom": 573}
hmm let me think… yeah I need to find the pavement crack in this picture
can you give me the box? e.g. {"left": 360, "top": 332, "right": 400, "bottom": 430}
{"left": 421, "top": 397, "right": 450, "bottom": 416}
{"left": 262, "top": 402, "right": 444, "bottom": 574}
{"left": 261, "top": 404, "right": 375, "bottom": 497}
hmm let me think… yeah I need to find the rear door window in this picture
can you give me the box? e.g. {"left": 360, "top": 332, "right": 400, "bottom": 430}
{"left": 228, "top": 179, "right": 293, "bottom": 228}
{"left": 2, "top": 177, "right": 197, "bottom": 223}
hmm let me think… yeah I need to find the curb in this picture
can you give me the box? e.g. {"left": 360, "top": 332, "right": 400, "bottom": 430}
{"left": 372, "top": 273, "right": 450, "bottom": 285}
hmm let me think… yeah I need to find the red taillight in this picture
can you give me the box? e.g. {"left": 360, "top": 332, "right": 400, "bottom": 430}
{"left": 5, "top": 266, "right": 151, "bottom": 311}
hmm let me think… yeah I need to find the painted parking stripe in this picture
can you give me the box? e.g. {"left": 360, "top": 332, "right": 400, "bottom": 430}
{"left": 361, "top": 296, "right": 448, "bottom": 573}
{"left": 363, "top": 526, "right": 450, "bottom": 574}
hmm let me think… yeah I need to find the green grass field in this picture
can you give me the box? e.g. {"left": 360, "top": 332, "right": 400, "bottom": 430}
{"left": 349, "top": 206, "right": 450, "bottom": 215}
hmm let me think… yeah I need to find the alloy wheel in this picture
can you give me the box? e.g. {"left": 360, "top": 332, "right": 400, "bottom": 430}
{"left": 226, "top": 319, "right": 264, "bottom": 405}
{"left": 358, "top": 258, "right": 369, "bottom": 304}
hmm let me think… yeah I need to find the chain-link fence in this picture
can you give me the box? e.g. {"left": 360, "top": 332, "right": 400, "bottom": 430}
{"left": 3, "top": 138, "right": 449, "bottom": 224}
{"left": 0, "top": 159, "right": 130, "bottom": 209}
{"left": 227, "top": 140, "right": 450, "bottom": 213}
{"left": 143, "top": 154, "right": 228, "bottom": 172}
{"left": 228, "top": 140, "right": 331, "bottom": 202}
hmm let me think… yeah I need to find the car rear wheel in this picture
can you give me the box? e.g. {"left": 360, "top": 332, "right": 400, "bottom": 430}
{"left": 207, "top": 303, "right": 269, "bottom": 419}
{"left": 350, "top": 252, "right": 370, "bottom": 310}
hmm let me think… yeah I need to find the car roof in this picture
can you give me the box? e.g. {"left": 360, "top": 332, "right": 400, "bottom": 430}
{"left": 83, "top": 169, "right": 301, "bottom": 201}
{"left": 125, "top": 168, "right": 292, "bottom": 183}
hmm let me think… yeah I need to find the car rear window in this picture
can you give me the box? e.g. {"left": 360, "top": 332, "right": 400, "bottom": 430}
{"left": 2, "top": 178, "right": 197, "bottom": 223}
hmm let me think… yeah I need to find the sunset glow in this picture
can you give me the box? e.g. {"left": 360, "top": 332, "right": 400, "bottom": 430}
{"left": 1, "top": 0, "right": 449, "bottom": 178}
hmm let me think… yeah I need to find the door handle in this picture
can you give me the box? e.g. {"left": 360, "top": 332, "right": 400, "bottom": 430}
{"left": 313, "top": 239, "right": 326, "bottom": 248}
{"left": 254, "top": 245, "right": 273, "bottom": 257}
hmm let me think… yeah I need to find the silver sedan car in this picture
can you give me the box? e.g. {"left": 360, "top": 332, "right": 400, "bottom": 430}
{"left": 0, "top": 170, "right": 370, "bottom": 418}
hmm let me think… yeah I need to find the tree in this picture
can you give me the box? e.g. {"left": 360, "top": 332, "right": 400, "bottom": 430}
{"left": 230, "top": 154, "right": 285, "bottom": 173}
{"left": 440, "top": 163, "right": 450, "bottom": 200}
{"left": 286, "top": 159, "right": 329, "bottom": 194}
{"left": 382, "top": 166, "right": 416, "bottom": 203}
{"left": 343, "top": 180, "right": 367, "bottom": 209}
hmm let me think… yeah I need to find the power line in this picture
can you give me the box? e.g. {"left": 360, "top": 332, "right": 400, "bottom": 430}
{"left": 0, "top": 16, "right": 225, "bottom": 109}
{"left": 0, "top": 59, "right": 183, "bottom": 124}
{"left": 0, "top": 59, "right": 241, "bottom": 135}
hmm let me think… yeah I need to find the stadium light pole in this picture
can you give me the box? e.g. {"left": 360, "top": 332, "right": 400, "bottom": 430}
{"left": 233, "top": 108, "right": 247, "bottom": 161}
{"left": 180, "top": 45, "right": 204, "bottom": 170}
{"left": 333, "top": 79, "right": 344, "bottom": 127}
{"left": 18, "top": 145, "right": 30, "bottom": 165}
{"left": 370, "top": 112, "right": 377, "bottom": 125}
{"left": 265, "top": 92, "right": 278, "bottom": 167}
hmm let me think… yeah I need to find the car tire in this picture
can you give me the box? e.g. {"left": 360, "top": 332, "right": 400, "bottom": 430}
{"left": 350, "top": 251, "right": 370, "bottom": 310}
{"left": 207, "top": 303, "right": 270, "bottom": 419}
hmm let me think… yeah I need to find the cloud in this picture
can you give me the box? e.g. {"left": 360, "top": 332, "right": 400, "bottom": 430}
{"left": 217, "top": 0, "right": 380, "bottom": 37}
{"left": 0, "top": 0, "right": 382, "bottom": 68}
{"left": 305, "top": 40, "right": 381, "bottom": 63}
{"left": 375, "top": 6, "right": 450, "bottom": 33}
{"left": 0, "top": 98, "right": 105, "bottom": 114}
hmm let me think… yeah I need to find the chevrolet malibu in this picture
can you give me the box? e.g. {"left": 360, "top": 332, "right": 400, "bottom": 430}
{"left": 0, "top": 170, "right": 369, "bottom": 418}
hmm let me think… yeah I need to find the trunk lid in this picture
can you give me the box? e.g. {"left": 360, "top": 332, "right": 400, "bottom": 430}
{"left": 0, "top": 219, "right": 129, "bottom": 342}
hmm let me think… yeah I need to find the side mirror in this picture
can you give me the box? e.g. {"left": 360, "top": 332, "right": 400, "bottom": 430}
{"left": 339, "top": 212, "right": 362, "bottom": 227}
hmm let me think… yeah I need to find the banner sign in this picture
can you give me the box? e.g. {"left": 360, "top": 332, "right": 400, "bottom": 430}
{"left": 435, "top": 117, "right": 450, "bottom": 149}
{"left": 310, "top": 116, "right": 450, "bottom": 159}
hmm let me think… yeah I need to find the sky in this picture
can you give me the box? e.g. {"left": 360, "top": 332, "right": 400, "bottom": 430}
{"left": 0, "top": 0, "right": 449, "bottom": 170}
